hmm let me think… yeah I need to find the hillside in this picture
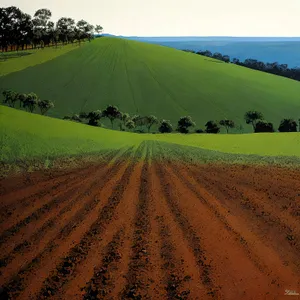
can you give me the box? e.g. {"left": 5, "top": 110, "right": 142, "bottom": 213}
{"left": 1, "top": 106, "right": 300, "bottom": 166}
{"left": 1, "top": 37, "right": 300, "bottom": 132}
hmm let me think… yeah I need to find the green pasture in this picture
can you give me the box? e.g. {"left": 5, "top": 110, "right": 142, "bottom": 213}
{"left": 1, "top": 106, "right": 299, "bottom": 167}
{"left": 1, "top": 38, "right": 299, "bottom": 133}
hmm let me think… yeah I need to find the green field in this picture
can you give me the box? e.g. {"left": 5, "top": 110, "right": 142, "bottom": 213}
{"left": 0, "top": 44, "right": 80, "bottom": 77}
{"left": 1, "top": 38, "right": 300, "bottom": 133}
{"left": 1, "top": 106, "right": 299, "bottom": 167}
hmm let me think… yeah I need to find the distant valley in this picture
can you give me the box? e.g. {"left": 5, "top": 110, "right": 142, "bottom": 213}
{"left": 120, "top": 36, "right": 300, "bottom": 68}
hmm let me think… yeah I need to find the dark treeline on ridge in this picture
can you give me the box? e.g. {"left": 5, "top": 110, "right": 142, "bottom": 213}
{"left": 2, "top": 90, "right": 299, "bottom": 134}
{"left": 0, "top": 6, "right": 103, "bottom": 51}
{"left": 64, "top": 107, "right": 300, "bottom": 134}
{"left": 2, "top": 90, "right": 54, "bottom": 114}
{"left": 183, "top": 49, "right": 300, "bottom": 81}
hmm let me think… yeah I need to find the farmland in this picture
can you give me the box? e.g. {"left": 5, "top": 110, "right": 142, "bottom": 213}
{"left": 1, "top": 36, "right": 300, "bottom": 300}
{"left": 1, "top": 142, "right": 300, "bottom": 299}
{"left": 1, "top": 38, "right": 300, "bottom": 132}
{"left": 1, "top": 106, "right": 300, "bottom": 175}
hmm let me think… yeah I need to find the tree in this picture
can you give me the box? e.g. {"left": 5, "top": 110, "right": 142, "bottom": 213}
{"left": 131, "top": 115, "right": 143, "bottom": 126}
{"left": 205, "top": 121, "right": 220, "bottom": 134}
{"left": 95, "top": 25, "right": 103, "bottom": 35}
{"left": 0, "top": 7, "right": 23, "bottom": 51}
{"left": 56, "top": 17, "right": 75, "bottom": 44}
{"left": 23, "top": 92, "right": 38, "bottom": 112}
{"left": 38, "top": 99, "right": 54, "bottom": 115}
{"left": 33, "top": 9, "right": 52, "bottom": 46}
{"left": 219, "top": 119, "right": 235, "bottom": 133}
{"left": 177, "top": 116, "right": 195, "bottom": 133}
{"left": 125, "top": 119, "right": 135, "bottom": 131}
{"left": 119, "top": 112, "right": 130, "bottom": 130}
{"left": 17, "top": 93, "right": 27, "bottom": 108}
{"left": 212, "top": 52, "right": 223, "bottom": 61}
{"left": 79, "top": 112, "right": 88, "bottom": 119}
{"left": 87, "top": 110, "right": 102, "bottom": 126}
{"left": 158, "top": 120, "right": 173, "bottom": 133}
{"left": 244, "top": 111, "right": 264, "bottom": 131}
{"left": 2, "top": 90, "right": 17, "bottom": 107}
{"left": 76, "top": 20, "right": 94, "bottom": 43}
{"left": 278, "top": 119, "right": 298, "bottom": 132}
{"left": 63, "top": 114, "right": 81, "bottom": 122}
{"left": 145, "top": 115, "right": 158, "bottom": 133}
{"left": 196, "top": 50, "right": 212, "bottom": 57}
{"left": 102, "top": 105, "right": 121, "bottom": 128}
{"left": 222, "top": 55, "right": 230, "bottom": 63}
{"left": 255, "top": 120, "right": 274, "bottom": 133}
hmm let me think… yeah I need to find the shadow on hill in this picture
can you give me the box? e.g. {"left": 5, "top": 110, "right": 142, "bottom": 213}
{"left": 0, "top": 52, "right": 33, "bottom": 61}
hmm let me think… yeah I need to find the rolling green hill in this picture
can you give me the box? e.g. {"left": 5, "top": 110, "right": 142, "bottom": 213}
{"left": 1, "top": 106, "right": 300, "bottom": 166}
{"left": 0, "top": 37, "right": 300, "bottom": 132}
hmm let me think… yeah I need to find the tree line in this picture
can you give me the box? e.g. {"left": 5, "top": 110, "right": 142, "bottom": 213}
{"left": 0, "top": 6, "right": 103, "bottom": 51}
{"left": 64, "top": 106, "right": 300, "bottom": 134}
{"left": 2, "top": 90, "right": 54, "bottom": 114}
{"left": 2, "top": 90, "right": 299, "bottom": 133}
{"left": 183, "top": 49, "right": 300, "bottom": 81}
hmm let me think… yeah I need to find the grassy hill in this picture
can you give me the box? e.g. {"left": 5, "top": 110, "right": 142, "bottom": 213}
{"left": 0, "top": 38, "right": 300, "bottom": 132}
{"left": 0, "top": 43, "right": 80, "bottom": 77}
{"left": 1, "top": 106, "right": 300, "bottom": 167}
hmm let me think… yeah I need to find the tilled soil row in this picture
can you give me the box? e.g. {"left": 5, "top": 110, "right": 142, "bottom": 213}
{"left": 187, "top": 164, "right": 300, "bottom": 277}
{"left": 169, "top": 163, "right": 268, "bottom": 274}
{"left": 0, "top": 173, "right": 95, "bottom": 248}
{"left": 155, "top": 163, "right": 219, "bottom": 299}
{"left": 156, "top": 215, "right": 191, "bottom": 300}
{"left": 0, "top": 160, "right": 123, "bottom": 270}
{"left": 122, "top": 153, "right": 152, "bottom": 299}
{"left": 0, "top": 164, "right": 98, "bottom": 226}
{"left": 38, "top": 160, "right": 137, "bottom": 299}
{"left": 82, "top": 228, "right": 125, "bottom": 299}
{"left": 194, "top": 165, "right": 300, "bottom": 246}
{"left": 0, "top": 149, "right": 118, "bottom": 199}
{"left": 0, "top": 154, "right": 128, "bottom": 299}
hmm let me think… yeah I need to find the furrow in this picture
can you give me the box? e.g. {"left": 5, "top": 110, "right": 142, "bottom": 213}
{"left": 37, "top": 160, "right": 137, "bottom": 299}
{"left": 0, "top": 164, "right": 99, "bottom": 231}
{"left": 121, "top": 151, "right": 152, "bottom": 299}
{"left": 0, "top": 156, "right": 128, "bottom": 299}
{"left": 0, "top": 162, "right": 117, "bottom": 272}
{"left": 154, "top": 162, "right": 219, "bottom": 298}
{"left": 167, "top": 162, "right": 300, "bottom": 297}
{"left": 82, "top": 228, "right": 125, "bottom": 299}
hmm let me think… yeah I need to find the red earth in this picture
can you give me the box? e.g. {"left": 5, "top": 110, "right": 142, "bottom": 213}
{"left": 0, "top": 155, "right": 300, "bottom": 299}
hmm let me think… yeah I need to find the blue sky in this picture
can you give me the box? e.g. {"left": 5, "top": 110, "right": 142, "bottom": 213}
{"left": 3, "top": 0, "right": 300, "bottom": 37}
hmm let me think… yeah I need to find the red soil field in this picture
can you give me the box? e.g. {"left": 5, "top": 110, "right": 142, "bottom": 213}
{"left": 0, "top": 153, "right": 300, "bottom": 299}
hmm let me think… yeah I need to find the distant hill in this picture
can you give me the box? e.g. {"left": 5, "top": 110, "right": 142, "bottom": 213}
{"left": 0, "top": 37, "right": 300, "bottom": 132}
{"left": 123, "top": 37, "right": 300, "bottom": 68}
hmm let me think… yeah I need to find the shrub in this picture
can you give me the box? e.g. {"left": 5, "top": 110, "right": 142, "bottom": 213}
{"left": 195, "top": 129, "right": 204, "bottom": 133}
{"left": 177, "top": 116, "right": 195, "bottom": 134}
{"left": 278, "top": 119, "right": 298, "bottom": 132}
{"left": 244, "top": 111, "right": 264, "bottom": 132}
{"left": 205, "top": 121, "right": 220, "bottom": 134}
{"left": 255, "top": 120, "right": 274, "bottom": 132}
{"left": 159, "top": 120, "right": 173, "bottom": 133}
{"left": 219, "top": 119, "right": 235, "bottom": 133}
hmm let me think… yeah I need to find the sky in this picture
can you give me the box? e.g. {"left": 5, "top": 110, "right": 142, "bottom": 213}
{"left": 2, "top": 0, "right": 300, "bottom": 37}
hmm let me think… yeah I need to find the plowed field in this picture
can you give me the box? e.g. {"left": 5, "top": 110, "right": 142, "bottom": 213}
{"left": 1, "top": 149, "right": 300, "bottom": 299}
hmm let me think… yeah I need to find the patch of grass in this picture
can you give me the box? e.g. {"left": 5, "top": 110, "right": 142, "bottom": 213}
{"left": 151, "top": 132, "right": 300, "bottom": 157}
{"left": 0, "top": 38, "right": 299, "bottom": 132}
{"left": 0, "top": 44, "right": 82, "bottom": 77}
{"left": 150, "top": 140, "right": 300, "bottom": 167}
{"left": 0, "top": 105, "right": 141, "bottom": 163}
{"left": 1, "top": 106, "right": 300, "bottom": 172}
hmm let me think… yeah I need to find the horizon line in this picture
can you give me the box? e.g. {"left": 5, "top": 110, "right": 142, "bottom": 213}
{"left": 103, "top": 34, "right": 300, "bottom": 38}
